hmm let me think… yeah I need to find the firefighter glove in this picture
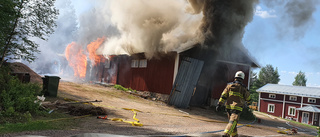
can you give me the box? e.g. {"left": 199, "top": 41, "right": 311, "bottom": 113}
{"left": 216, "top": 104, "right": 223, "bottom": 112}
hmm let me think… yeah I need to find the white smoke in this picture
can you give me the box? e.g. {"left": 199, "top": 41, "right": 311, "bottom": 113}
{"left": 99, "top": 0, "right": 204, "bottom": 59}
{"left": 25, "top": 0, "right": 78, "bottom": 76}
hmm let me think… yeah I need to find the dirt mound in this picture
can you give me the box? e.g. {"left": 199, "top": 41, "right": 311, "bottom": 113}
{"left": 41, "top": 99, "right": 108, "bottom": 116}
{"left": 67, "top": 104, "right": 107, "bottom": 116}
{"left": 9, "top": 62, "right": 42, "bottom": 83}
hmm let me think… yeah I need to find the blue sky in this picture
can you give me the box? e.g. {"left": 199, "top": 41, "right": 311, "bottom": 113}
{"left": 243, "top": 2, "right": 320, "bottom": 87}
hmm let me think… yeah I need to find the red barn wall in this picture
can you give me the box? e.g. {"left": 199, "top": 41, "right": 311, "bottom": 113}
{"left": 297, "top": 111, "right": 303, "bottom": 123}
{"left": 284, "top": 103, "right": 300, "bottom": 120}
{"left": 303, "top": 98, "right": 320, "bottom": 105}
{"left": 117, "top": 53, "right": 176, "bottom": 95}
{"left": 285, "top": 95, "right": 302, "bottom": 103}
{"left": 260, "top": 93, "right": 284, "bottom": 101}
{"left": 260, "top": 99, "right": 283, "bottom": 117}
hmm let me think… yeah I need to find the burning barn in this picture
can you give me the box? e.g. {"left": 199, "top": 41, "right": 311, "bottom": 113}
{"left": 60, "top": 0, "right": 260, "bottom": 108}
{"left": 94, "top": 44, "right": 258, "bottom": 108}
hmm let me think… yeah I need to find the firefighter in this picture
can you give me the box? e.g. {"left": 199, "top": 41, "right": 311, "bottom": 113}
{"left": 216, "top": 71, "right": 251, "bottom": 137}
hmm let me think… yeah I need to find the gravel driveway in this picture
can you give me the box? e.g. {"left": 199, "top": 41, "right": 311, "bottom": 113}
{"left": 2, "top": 81, "right": 318, "bottom": 137}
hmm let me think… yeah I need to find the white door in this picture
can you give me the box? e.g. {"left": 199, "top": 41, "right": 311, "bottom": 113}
{"left": 302, "top": 112, "right": 309, "bottom": 124}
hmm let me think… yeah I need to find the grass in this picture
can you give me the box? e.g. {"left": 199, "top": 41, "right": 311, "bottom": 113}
{"left": 254, "top": 111, "right": 319, "bottom": 130}
{"left": 0, "top": 121, "right": 58, "bottom": 133}
{"left": 284, "top": 118, "right": 318, "bottom": 129}
{"left": 114, "top": 84, "right": 129, "bottom": 91}
{"left": 0, "top": 82, "right": 154, "bottom": 135}
{"left": 0, "top": 111, "right": 83, "bottom": 135}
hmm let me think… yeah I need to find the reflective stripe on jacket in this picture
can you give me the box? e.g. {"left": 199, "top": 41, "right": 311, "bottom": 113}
{"left": 218, "top": 80, "right": 251, "bottom": 112}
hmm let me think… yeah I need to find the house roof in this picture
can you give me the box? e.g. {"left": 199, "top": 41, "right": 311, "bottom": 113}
{"left": 180, "top": 45, "right": 260, "bottom": 68}
{"left": 256, "top": 84, "right": 320, "bottom": 98}
{"left": 297, "top": 105, "right": 320, "bottom": 113}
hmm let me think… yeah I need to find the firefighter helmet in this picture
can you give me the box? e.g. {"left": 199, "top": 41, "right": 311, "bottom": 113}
{"left": 235, "top": 71, "right": 245, "bottom": 80}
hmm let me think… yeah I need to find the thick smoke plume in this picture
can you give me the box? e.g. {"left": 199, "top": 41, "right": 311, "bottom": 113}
{"left": 99, "top": 0, "right": 258, "bottom": 60}
{"left": 262, "top": 0, "right": 319, "bottom": 40}
{"left": 99, "top": 0, "right": 203, "bottom": 59}
{"left": 25, "top": 0, "right": 259, "bottom": 80}
{"left": 199, "top": 0, "right": 257, "bottom": 58}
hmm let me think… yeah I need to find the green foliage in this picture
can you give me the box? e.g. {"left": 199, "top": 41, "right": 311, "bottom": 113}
{"left": 0, "top": 112, "right": 80, "bottom": 134}
{"left": 114, "top": 84, "right": 129, "bottom": 91}
{"left": 128, "top": 88, "right": 137, "bottom": 93}
{"left": 0, "top": 0, "right": 59, "bottom": 66}
{"left": 240, "top": 107, "right": 256, "bottom": 121}
{"left": 0, "top": 66, "right": 42, "bottom": 123}
{"left": 292, "top": 71, "right": 307, "bottom": 86}
{"left": 258, "top": 64, "right": 280, "bottom": 86}
{"left": 249, "top": 71, "right": 259, "bottom": 102}
{"left": 249, "top": 65, "right": 280, "bottom": 102}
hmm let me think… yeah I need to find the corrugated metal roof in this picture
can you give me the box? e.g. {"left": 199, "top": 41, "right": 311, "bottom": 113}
{"left": 297, "top": 105, "right": 320, "bottom": 112}
{"left": 256, "top": 84, "right": 320, "bottom": 98}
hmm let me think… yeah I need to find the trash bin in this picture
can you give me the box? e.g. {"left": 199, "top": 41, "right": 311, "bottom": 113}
{"left": 42, "top": 75, "right": 61, "bottom": 97}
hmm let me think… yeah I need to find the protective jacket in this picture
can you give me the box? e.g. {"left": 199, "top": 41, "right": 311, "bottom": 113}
{"left": 218, "top": 80, "right": 251, "bottom": 112}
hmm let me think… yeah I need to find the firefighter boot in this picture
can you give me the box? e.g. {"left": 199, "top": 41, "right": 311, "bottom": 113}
{"left": 224, "top": 113, "right": 239, "bottom": 137}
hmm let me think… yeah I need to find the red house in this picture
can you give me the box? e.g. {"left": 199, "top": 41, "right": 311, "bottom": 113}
{"left": 257, "top": 84, "right": 320, "bottom": 126}
{"left": 96, "top": 46, "right": 259, "bottom": 108}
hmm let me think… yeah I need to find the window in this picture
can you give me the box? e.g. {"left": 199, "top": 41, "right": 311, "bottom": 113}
{"left": 315, "top": 113, "right": 318, "bottom": 121}
{"left": 308, "top": 98, "right": 316, "bottom": 103}
{"left": 268, "top": 104, "right": 275, "bottom": 113}
{"left": 289, "top": 96, "right": 297, "bottom": 101}
{"left": 131, "top": 60, "right": 139, "bottom": 68}
{"left": 139, "top": 59, "right": 147, "bottom": 68}
{"left": 288, "top": 106, "right": 296, "bottom": 116}
{"left": 269, "top": 94, "right": 276, "bottom": 99}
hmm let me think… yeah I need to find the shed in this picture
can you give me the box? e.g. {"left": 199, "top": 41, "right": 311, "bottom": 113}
{"left": 96, "top": 46, "right": 259, "bottom": 108}
{"left": 257, "top": 84, "right": 320, "bottom": 126}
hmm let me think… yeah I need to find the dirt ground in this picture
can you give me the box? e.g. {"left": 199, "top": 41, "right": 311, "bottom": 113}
{"left": 3, "top": 81, "right": 319, "bottom": 137}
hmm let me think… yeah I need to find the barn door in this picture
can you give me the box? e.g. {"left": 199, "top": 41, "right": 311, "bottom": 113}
{"left": 168, "top": 57, "right": 204, "bottom": 108}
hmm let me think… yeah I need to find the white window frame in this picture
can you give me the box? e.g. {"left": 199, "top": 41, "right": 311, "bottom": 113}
{"left": 288, "top": 106, "right": 296, "bottom": 116}
{"left": 131, "top": 60, "right": 139, "bottom": 68}
{"left": 268, "top": 104, "right": 275, "bottom": 113}
{"left": 139, "top": 59, "right": 147, "bottom": 68}
{"left": 269, "top": 94, "right": 276, "bottom": 99}
{"left": 289, "top": 96, "right": 297, "bottom": 101}
{"left": 308, "top": 98, "right": 316, "bottom": 103}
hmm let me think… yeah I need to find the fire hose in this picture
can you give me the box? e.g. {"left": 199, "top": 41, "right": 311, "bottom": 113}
{"left": 63, "top": 98, "right": 143, "bottom": 127}
{"left": 63, "top": 98, "right": 257, "bottom": 131}
{"left": 96, "top": 107, "right": 143, "bottom": 126}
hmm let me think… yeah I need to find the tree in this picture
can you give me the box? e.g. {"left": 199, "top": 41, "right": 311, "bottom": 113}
{"left": 249, "top": 65, "right": 280, "bottom": 102}
{"left": 258, "top": 64, "right": 280, "bottom": 86}
{"left": 292, "top": 71, "right": 307, "bottom": 86}
{"left": 0, "top": 0, "right": 58, "bottom": 67}
{"left": 249, "top": 71, "right": 259, "bottom": 102}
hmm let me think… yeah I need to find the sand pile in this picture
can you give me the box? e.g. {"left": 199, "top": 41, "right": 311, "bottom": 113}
{"left": 9, "top": 62, "right": 42, "bottom": 83}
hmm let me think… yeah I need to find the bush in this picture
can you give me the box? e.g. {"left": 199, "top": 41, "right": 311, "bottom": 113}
{"left": 240, "top": 107, "right": 256, "bottom": 121}
{"left": 0, "top": 66, "right": 42, "bottom": 123}
{"left": 113, "top": 84, "right": 129, "bottom": 91}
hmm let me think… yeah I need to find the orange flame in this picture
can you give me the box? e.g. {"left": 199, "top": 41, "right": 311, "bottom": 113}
{"left": 87, "top": 37, "right": 106, "bottom": 65}
{"left": 65, "top": 37, "right": 107, "bottom": 78}
{"left": 65, "top": 42, "right": 87, "bottom": 78}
